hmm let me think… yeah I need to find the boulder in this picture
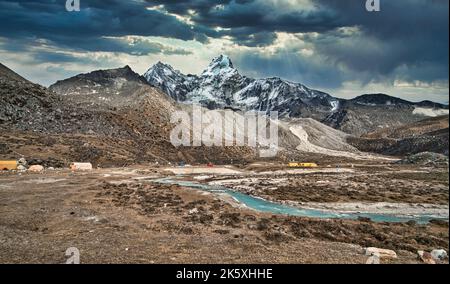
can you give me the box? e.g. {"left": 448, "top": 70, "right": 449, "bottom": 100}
{"left": 364, "top": 247, "right": 397, "bottom": 259}
{"left": 188, "top": 208, "right": 199, "bottom": 215}
{"left": 17, "top": 165, "right": 27, "bottom": 171}
{"left": 430, "top": 249, "right": 448, "bottom": 261}
{"left": 70, "top": 162, "right": 93, "bottom": 171}
{"left": 17, "top": 158, "right": 27, "bottom": 166}
{"left": 28, "top": 165, "right": 44, "bottom": 172}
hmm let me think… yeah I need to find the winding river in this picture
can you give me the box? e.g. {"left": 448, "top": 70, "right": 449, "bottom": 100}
{"left": 154, "top": 178, "right": 447, "bottom": 224}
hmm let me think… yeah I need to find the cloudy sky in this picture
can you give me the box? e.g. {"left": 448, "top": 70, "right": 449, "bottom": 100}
{"left": 0, "top": 0, "right": 448, "bottom": 103}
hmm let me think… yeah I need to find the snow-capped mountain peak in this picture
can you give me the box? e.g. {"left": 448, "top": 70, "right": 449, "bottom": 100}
{"left": 202, "top": 55, "right": 235, "bottom": 76}
{"left": 144, "top": 62, "right": 180, "bottom": 83}
{"left": 142, "top": 55, "right": 340, "bottom": 117}
{"left": 143, "top": 61, "right": 193, "bottom": 101}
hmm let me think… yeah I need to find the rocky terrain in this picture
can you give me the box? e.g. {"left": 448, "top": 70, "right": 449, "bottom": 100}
{"left": 1, "top": 63, "right": 257, "bottom": 166}
{"left": 3, "top": 59, "right": 449, "bottom": 167}
{"left": 348, "top": 116, "right": 449, "bottom": 156}
{"left": 363, "top": 115, "right": 449, "bottom": 140}
{"left": 0, "top": 165, "right": 448, "bottom": 264}
{"left": 323, "top": 94, "right": 449, "bottom": 136}
{"left": 2, "top": 61, "right": 385, "bottom": 165}
{"left": 283, "top": 118, "right": 362, "bottom": 157}
{"left": 1, "top": 60, "right": 448, "bottom": 265}
{"left": 1, "top": 63, "right": 138, "bottom": 137}
{"left": 397, "top": 152, "right": 449, "bottom": 166}
{"left": 3, "top": 60, "right": 448, "bottom": 167}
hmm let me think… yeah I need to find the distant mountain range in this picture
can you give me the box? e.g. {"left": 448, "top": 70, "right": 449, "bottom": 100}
{"left": 1, "top": 57, "right": 449, "bottom": 166}
{"left": 143, "top": 55, "right": 449, "bottom": 136}
{"left": 144, "top": 55, "right": 339, "bottom": 119}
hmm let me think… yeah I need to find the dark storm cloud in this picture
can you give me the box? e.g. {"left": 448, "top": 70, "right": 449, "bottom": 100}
{"left": 62, "top": 37, "right": 193, "bottom": 56}
{"left": 232, "top": 50, "right": 347, "bottom": 89}
{"left": 147, "top": 0, "right": 338, "bottom": 31}
{"left": 0, "top": 0, "right": 203, "bottom": 55}
{"left": 33, "top": 51, "right": 88, "bottom": 64}
{"left": 310, "top": 0, "right": 449, "bottom": 81}
{"left": 0, "top": 0, "right": 447, "bottom": 93}
{"left": 0, "top": 38, "right": 115, "bottom": 66}
{"left": 227, "top": 29, "right": 278, "bottom": 47}
{"left": 146, "top": 0, "right": 341, "bottom": 46}
{"left": 145, "top": 0, "right": 448, "bottom": 84}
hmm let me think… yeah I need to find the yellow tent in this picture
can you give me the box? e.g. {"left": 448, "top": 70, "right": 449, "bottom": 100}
{"left": 0, "top": 161, "right": 17, "bottom": 171}
{"left": 288, "top": 162, "right": 318, "bottom": 168}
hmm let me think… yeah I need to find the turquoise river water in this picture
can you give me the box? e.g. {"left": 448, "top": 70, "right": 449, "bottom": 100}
{"left": 154, "top": 178, "right": 447, "bottom": 224}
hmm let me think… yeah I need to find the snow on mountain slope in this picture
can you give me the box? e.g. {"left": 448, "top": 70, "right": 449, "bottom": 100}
{"left": 144, "top": 62, "right": 195, "bottom": 102}
{"left": 144, "top": 56, "right": 449, "bottom": 136}
{"left": 231, "top": 78, "right": 338, "bottom": 117}
{"left": 201, "top": 54, "right": 235, "bottom": 77}
{"left": 143, "top": 55, "right": 339, "bottom": 118}
{"left": 322, "top": 94, "right": 449, "bottom": 136}
{"left": 413, "top": 107, "right": 449, "bottom": 117}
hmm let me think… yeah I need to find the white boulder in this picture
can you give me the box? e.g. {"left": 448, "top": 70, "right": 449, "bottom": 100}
{"left": 431, "top": 249, "right": 448, "bottom": 261}
{"left": 70, "top": 163, "right": 93, "bottom": 171}
{"left": 364, "top": 247, "right": 397, "bottom": 259}
{"left": 17, "top": 165, "right": 27, "bottom": 171}
{"left": 28, "top": 165, "right": 44, "bottom": 172}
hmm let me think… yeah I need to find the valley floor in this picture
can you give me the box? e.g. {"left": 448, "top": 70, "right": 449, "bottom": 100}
{"left": 0, "top": 163, "right": 448, "bottom": 264}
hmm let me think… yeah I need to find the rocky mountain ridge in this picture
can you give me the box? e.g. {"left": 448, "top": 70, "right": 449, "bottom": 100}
{"left": 143, "top": 55, "right": 448, "bottom": 136}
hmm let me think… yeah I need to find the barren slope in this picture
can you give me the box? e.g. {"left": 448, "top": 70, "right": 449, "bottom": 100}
{"left": 348, "top": 116, "right": 449, "bottom": 157}
{"left": 1, "top": 64, "right": 257, "bottom": 166}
